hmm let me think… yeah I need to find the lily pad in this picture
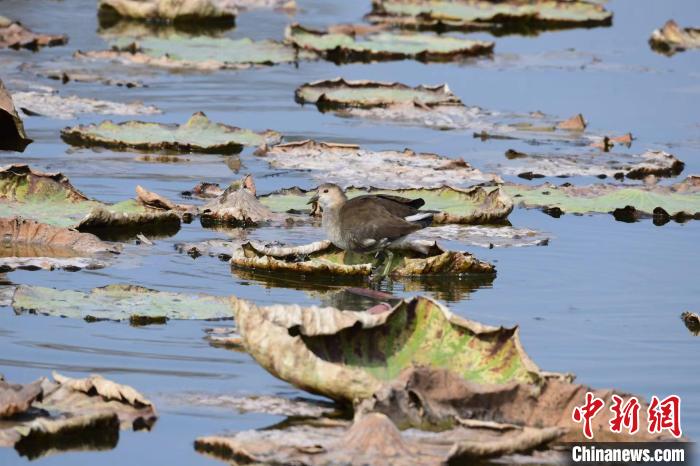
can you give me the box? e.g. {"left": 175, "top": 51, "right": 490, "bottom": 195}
{"left": 504, "top": 176, "right": 700, "bottom": 223}
{"left": 230, "top": 240, "right": 495, "bottom": 279}
{"left": 195, "top": 412, "right": 566, "bottom": 465}
{"left": 61, "top": 112, "right": 280, "bottom": 154}
{"left": 233, "top": 295, "right": 543, "bottom": 403}
{"left": 417, "top": 225, "right": 550, "bottom": 248}
{"left": 257, "top": 139, "right": 500, "bottom": 187}
{"left": 295, "top": 78, "right": 464, "bottom": 109}
{"left": 201, "top": 180, "right": 280, "bottom": 226}
{"left": 0, "top": 164, "right": 180, "bottom": 236}
{"left": 0, "top": 80, "right": 31, "bottom": 151}
{"left": 11, "top": 284, "right": 231, "bottom": 324}
{"left": 78, "top": 35, "right": 312, "bottom": 70}
{"left": 649, "top": 20, "right": 700, "bottom": 56}
{"left": 367, "top": 0, "right": 612, "bottom": 34}
{"left": 0, "top": 16, "right": 67, "bottom": 50}
{"left": 0, "top": 372, "right": 156, "bottom": 459}
{"left": 98, "top": 0, "right": 236, "bottom": 25}
{"left": 11, "top": 89, "right": 160, "bottom": 119}
{"left": 285, "top": 24, "right": 494, "bottom": 63}
{"left": 166, "top": 391, "right": 335, "bottom": 417}
{"left": 0, "top": 217, "right": 120, "bottom": 272}
{"left": 259, "top": 185, "right": 513, "bottom": 225}
{"left": 496, "top": 149, "right": 684, "bottom": 180}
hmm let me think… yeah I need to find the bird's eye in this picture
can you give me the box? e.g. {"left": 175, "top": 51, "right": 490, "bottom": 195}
{"left": 323, "top": 189, "right": 328, "bottom": 193}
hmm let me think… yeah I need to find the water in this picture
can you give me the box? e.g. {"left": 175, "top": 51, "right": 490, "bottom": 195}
{"left": 1, "top": 0, "right": 699, "bottom": 464}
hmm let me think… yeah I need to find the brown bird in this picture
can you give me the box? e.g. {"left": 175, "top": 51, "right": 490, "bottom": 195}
{"left": 307, "top": 183, "right": 434, "bottom": 255}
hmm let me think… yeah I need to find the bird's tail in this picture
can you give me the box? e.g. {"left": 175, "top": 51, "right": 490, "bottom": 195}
{"left": 404, "top": 211, "right": 435, "bottom": 228}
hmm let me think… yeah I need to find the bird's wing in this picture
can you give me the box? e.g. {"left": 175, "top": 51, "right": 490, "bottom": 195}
{"left": 352, "top": 194, "right": 425, "bottom": 218}
{"left": 340, "top": 197, "right": 423, "bottom": 250}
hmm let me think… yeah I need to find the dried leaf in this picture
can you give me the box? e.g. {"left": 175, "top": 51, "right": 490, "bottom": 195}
{"left": 0, "top": 79, "right": 31, "bottom": 151}
{"left": 649, "top": 20, "right": 700, "bottom": 56}
{"left": 0, "top": 16, "right": 67, "bottom": 50}
{"left": 11, "top": 90, "right": 160, "bottom": 119}
{"left": 98, "top": 0, "right": 236, "bottom": 24}
{"left": 258, "top": 139, "right": 500, "bottom": 187}
{"left": 0, "top": 217, "right": 120, "bottom": 272}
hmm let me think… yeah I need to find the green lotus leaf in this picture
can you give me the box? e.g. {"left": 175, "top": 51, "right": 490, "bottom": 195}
{"left": 0, "top": 164, "right": 180, "bottom": 236}
{"left": 295, "top": 78, "right": 464, "bottom": 109}
{"left": 505, "top": 176, "right": 700, "bottom": 221}
{"left": 259, "top": 185, "right": 513, "bottom": 224}
{"left": 61, "top": 111, "right": 281, "bottom": 154}
{"left": 368, "top": 0, "right": 612, "bottom": 33}
{"left": 80, "top": 35, "right": 313, "bottom": 69}
{"left": 233, "top": 295, "right": 544, "bottom": 403}
{"left": 285, "top": 24, "right": 494, "bottom": 62}
{"left": 11, "top": 284, "right": 231, "bottom": 324}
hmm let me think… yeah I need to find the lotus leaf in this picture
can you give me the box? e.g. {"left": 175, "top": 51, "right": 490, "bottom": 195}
{"left": 11, "top": 90, "right": 160, "bottom": 119}
{"left": 230, "top": 240, "right": 495, "bottom": 278}
{"left": 98, "top": 0, "right": 236, "bottom": 24}
{"left": 0, "top": 16, "right": 67, "bottom": 50}
{"left": 367, "top": 0, "right": 612, "bottom": 33}
{"left": 78, "top": 35, "right": 312, "bottom": 70}
{"left": 259, "top": 185, "right": 513, "bottom": 225}
{"left": 294, "top": 78, "right": 463, "bottom": 109}
{"left": 62, "top": 112, "right": 280, "bottom": 154}
{"left": 0, "top": 372, "right": 156, "bottom": 458}
{"left": 0, "top": 164, "right": 180, "bottom": 235}
{"left": 681, "top": 312, "right": 699, "bottom": 336}
{"left": 233, "top": 295, "right": 543, "bottom": 403}
{"left": 649, "top": 20, "right": 700, "bottom": 56}
{"left": 285, "top": 24, "right": 494, "bottom": 63}
{"left": 0, "top": 217, "right": 120, "bottom": 272}
{"left": 257, "top": 140, "right": 499, "bottom": 187}
{"left": 359, "top": 367, "right": 675, "bottom": 442}
{"left": 0, "top": 80, "right": 31, "bottom": 151}
{"left": 505, "top": 176, "right": 700, "bottom": 222}
{"left": 496, "top": 149, "right": 684, "bottom": 180}
{"left": 166, "top": 391, "right": 335, "bottom": 417}
{"left": 11, "top": 284, "right": 231, "bottom": 324}
{"left": 195, "top": 412, "right": 566, "bottom": 465}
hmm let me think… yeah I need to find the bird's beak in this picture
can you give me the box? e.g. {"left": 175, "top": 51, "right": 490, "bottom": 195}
{"left": 307, "top": 193, "right": 319, "bottom": 205}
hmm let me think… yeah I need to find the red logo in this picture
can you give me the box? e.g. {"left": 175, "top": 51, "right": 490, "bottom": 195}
{"left": 572, "top": 392, "right": 605, "bottom": 439}
{"left": 648, "top": 395, "right": 682, "bottom": 438}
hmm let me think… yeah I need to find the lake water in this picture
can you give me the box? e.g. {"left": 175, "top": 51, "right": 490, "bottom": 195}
{"left": 0, "top": 0, "right": 699, "bottom": 464}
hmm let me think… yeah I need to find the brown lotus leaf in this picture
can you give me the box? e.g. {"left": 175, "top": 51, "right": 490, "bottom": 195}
{"left": 359, "top": 367, "right": 678, "bottom": 443}
{"left": 195, "top": 412, "right": 566, "bottom": 465}
{"left": 681, "top": 311, "right": 700, "bottom": 336}
{"left": 556, "top": 113, "right": 586, "bottom": 131}
{"left": 0, "top": 17, "right": 67, "bottom": 50}
{"left": 201, "top": 182, "right": 276, "bottom": 226}
{"left": 649, "top": 20, "right": 700, "bottom": 56}
{"left": 0, "top": 79, "right": 32, "bottom": 151}
{"left": 0, "top": 379, "right": 43, "bottom": 418}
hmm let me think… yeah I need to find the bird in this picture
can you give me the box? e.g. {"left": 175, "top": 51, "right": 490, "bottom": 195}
{"left": 307, "top": 183, "right": 434, "bottom": 274}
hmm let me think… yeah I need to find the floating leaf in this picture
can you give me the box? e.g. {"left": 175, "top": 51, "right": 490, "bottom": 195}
{"left": 295, "top": 78, "right": 464, "bottom": 109}
{"left": 649, "top": 20, "right": 700, "bottom": 56}
{"left": 504, "top": 176, "right": 700, "bottom": 223}
{"left": 78, "top": 35, "right": 313, "bottom": 70}
{"left": 0, "top": 164, "right": 180, "bottom": 236}
{"left": 417, "top": 224, "right": 550, "bottom": 248}
{"left": 360, "top": 367, "right": 673, "bottom": 442}
{"left": 285, "top": 24, "right": 494, "bottom": 63}
{"left": 0, "top": 16, "right": 67, "bottom": 50}
{"left": 257, "top": 140, "right": 500, "bottom": 187}
{"left": 233, "top": 295, "right": 543, "bottom": 403}
{"left": 259, "top": 185, "right": 513, "bottom": 225}
{"left": 195, "top": 412, "right": 565, "bottom": 465}
{"left": 11, "top": 284, "right": 231, "bottom": 324}
{"left": 681, "top": 311, "right": 699, "bottom": 336}
{"left": 0, "top": 80, "right": 32, "bottom": 151}
{"left": 201, "top": 184, "right": 278, "bottom": 227}
{"left": 62, "top": 112, "right": 280, "bottom": 154}
{"left": 230, "top": 240, "right": 495, "bottom": 279}
{"left": 0, "top": 217, "right": 120, "bottom": 272}
{"left": 367, "top": 0, "right": 612, "bottom": 34}
{"left": 98, "top": 0, "right": 236, "bottom": 25}
{"left": 0, "top": 372, "right": 156, "bottom": 459}
{"left": 496, "top": 149, "right": 684, "bottom": 180}
{"left": 166, "top": 391, "right": 335, "bottom": 417}
{"left": 11, "top": 89, "right": 160, "bottom": 119}
{"left": 0, "top": 379, "right": 43, "bottom": 417}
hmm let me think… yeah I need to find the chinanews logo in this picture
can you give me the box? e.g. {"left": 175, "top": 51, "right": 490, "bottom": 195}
{"left": 567, "top": 392, "right": 690, "bottom": 465}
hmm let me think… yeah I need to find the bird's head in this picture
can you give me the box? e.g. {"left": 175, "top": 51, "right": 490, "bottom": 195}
{"left": 308, "top": 183, "right": 346, "bottom": 210}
